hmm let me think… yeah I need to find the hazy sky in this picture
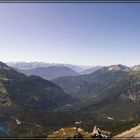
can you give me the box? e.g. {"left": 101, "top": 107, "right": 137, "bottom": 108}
{"left": 0, "top": 3, "right": 140, "bottom": 66}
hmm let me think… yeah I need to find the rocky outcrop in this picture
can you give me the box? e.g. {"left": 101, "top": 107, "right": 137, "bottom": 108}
{"left": 0, "top": 82, "right": 11, "bottom": 106}
{"left": 47, "top": 127, "right": 111, "bottom": 139}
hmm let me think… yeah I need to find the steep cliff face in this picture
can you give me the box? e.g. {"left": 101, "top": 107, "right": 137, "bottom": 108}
{"left": 119, "top": 72, "right": 140, "bottom": 103}
{"left": 0, "top": 81, "right": 11, "bottom": 106}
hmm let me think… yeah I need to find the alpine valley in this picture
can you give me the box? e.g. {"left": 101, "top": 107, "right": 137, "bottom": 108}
{"left": 0, "top": 61, "right": 140, "bottom": 137}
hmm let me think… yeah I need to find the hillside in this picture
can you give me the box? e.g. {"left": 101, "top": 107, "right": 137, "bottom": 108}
{"left": 86, "top": 71, "right": 140, "bottom": 106}
{"left": 49, "top": 68, "right": 140, "bottom": 137}
{"left": 79, "top": 71, "right": 140, "bottom": 131}
{"left": 0, "top": 61, "right": 81, "bottom": 137}
{"left": 0, "top": 81, "right": 11, "bottom": 106}
{"left": 115, "top": 124, "right": 140, "bottom": 137}
{"left": 52, "top": 64, "right": 130, "bottom": 101}
{"left": 0, "top": 61, "right": 76, "bottom": 111}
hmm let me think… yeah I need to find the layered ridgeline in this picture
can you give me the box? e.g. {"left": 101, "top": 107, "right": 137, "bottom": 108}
{"left": 52, "top": 65, "right": 130, "bottom": 101}
{"left": 0, "top": 61, "right": 76, "bottom": 111}
{"left": 7, "top": 62, "right": 102, "bottom": 80}
{"left": 6, "top": 62, "right": 92, "bottom": 72}
{"left": 15, "top": 66, "right": 79, "bottom": 80}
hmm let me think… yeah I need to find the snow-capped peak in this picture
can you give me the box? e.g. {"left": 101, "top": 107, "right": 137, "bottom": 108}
{"left": 105, "top": 64, "right": 130, "bottom": 72}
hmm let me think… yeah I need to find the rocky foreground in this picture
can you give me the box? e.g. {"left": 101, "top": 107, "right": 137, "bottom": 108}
{"left": 47, "top": 127, "right": 110, "bottom": 140}
{"left": 47, "top": 124, "right": 140, "bottom": 139}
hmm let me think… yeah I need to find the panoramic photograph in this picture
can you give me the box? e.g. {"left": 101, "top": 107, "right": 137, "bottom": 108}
{"left": 0, "top": 3, "right": 140, "bottom": 139}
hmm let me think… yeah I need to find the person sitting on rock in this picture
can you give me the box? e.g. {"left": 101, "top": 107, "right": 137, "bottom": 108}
{"left": 91, "top": 125, "right": 102, "bottom": 140}
{"left": 73, "top": 128, "right": 85, "bottom": 140}
{"left": 107, "top": 132, "right": 112, "bottom": 140}
{"left": 96, "top": 129, "right": 103, "bottom": 140}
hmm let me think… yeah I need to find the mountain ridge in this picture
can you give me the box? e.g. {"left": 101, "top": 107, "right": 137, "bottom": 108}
{"left": 52, "top": 64, "right": 130, "bottom": 101}
{"left": 0, "top": 61, "right": 77, "bottom": 111}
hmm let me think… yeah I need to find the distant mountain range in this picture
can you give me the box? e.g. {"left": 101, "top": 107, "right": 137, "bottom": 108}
{"left": 6, "top": 62, "right": 93, "bottom": 72}
{"left": 6, "top": 62, "right": 102, "bottom": 80}
{"left": 15, "top": 66, "right": 79, "bottom": 80}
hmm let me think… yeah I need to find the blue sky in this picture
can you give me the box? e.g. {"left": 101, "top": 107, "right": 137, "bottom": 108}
{"left": 0, "top": 3, "right": 140, "bottom": 66}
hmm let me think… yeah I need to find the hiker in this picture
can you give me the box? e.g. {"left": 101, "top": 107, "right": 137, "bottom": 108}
{"left": 73, "top": 128, "right": 85, "bottom": 140}
{"left": 96, "top": 129, "right": 102, "bottom": 140}
{"left": 107, "top": 132, "right": 112, "bottom": 140}
{"left": 91, "top": 125, "right": 102, "bottom": 140}
{"left": 101, "top": 131, "right": 112, "bottom": 140}
{"left": 103, "top": 132, "right": 112, "bottom": 140}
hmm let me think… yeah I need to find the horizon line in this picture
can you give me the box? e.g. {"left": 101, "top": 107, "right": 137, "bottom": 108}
{"left": 4, "top": 61, "right": 140, "bottom": 67}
